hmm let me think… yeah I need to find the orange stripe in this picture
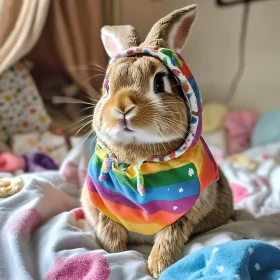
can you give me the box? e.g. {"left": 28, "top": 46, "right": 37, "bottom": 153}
{"left": 182, "top": 140, "right": 219, "bottom": 192}
{"left": 89, "top": 198, "right": 165, "bottom": 235}
{"left": 199, "top": 154, "right": 219, "bottom": 192}
{"left": 89, "top": 191, "right": 164, "bottom": 234}
{"left": 89, "top": 191, "right": 182, "bottom": 226}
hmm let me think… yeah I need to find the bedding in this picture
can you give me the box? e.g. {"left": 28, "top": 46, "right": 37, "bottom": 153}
{"left": 0, "top": 61, "right": 51, "bottom": 136}
{"left": 160, "top": 240, "right": 280, "bottom": 280}
{"left": 1, "top": 139, "right": 280, "bottom": 280}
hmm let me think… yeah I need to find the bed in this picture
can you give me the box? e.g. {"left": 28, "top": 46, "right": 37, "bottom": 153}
{"left": 1, "top": 138, "right": 280, "bottom": 280}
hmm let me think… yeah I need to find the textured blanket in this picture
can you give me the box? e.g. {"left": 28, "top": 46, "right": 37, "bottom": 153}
{"left": 160, "top": 240, "right": 280, "bottom": 280}
{"left": 1, "top": 139, "right": 280, "bottom": 280}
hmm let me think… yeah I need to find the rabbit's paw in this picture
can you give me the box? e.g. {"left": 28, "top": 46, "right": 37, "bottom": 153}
{"left": 148, "top": 245, "right": 176, "bottom": 279}
{"left": 96, "top": 213, "right": 127, "bottom": 253}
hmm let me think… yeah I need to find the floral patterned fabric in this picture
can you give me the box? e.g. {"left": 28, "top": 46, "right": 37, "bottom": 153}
{"left": 0, "top": 61, "right": 51, "bottom": 137}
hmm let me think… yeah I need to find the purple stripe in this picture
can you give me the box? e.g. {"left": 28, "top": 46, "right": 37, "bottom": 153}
{"left": 86, "top": 175, "right": 199, "bottom": 215}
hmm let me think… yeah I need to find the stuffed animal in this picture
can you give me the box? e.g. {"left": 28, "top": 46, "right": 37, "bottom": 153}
{"left": 202, "top": 101, "right": 228, "bottom": 133}
{"left": 0, "top": 152, "right": 57, "bottom": 173}
{"left": 225, "top": 110, "right": 259, "bottom": 154}
{"left": 0, "top": 176, "right": 23, "bottom": 198}
{"left": 252, "top": 110, "right": 280, "bottom": 147}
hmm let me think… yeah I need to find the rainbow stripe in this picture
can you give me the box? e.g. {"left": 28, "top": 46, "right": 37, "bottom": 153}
{"left": 86, "top": 139, "right": 219, "bottom": 235}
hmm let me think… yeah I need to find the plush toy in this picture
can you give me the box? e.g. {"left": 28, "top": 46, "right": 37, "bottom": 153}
{"left": 224, "top": 111, "right": 259, "bottom": 154}
{"left": 252, "top": 110, "right": 280, "bottom": 147}
{"left": 0, "top": 153, "right": 25, "bottom": 173}
{"left": 0, "top": 152, "right": 57, "bottom": 173}
{"left": 0, "top": 176, "right": 23, "bottom": 198}
{"left": 229, "top": 154, "right": 259, "bottom": 170}
{"left": 202, "top": 101, "right": 228, "bottom": 133}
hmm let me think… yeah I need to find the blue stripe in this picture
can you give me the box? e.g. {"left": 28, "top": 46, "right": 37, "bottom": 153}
{"left": 88, "top": 162, "right": 200, "bottom": 205}
{"left": 188, "top": 75, "right": 201, "bottom": 106}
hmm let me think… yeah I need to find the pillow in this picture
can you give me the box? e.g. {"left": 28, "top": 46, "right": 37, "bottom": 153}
{"left": 0, "top": 61, "right": 51, "bottom": 137}
{"left": 252, "top": 110, "right": 280, "bottom": 147}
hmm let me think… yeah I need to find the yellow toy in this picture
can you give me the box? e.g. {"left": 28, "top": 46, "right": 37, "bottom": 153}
{"left": 0, "top": 177, "right": 23, "bottom": 198}
{"left": 202, "top": 102, "right": 228, "bottom": 133}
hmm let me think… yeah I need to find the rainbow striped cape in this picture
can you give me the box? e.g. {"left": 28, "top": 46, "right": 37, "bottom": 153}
{"left": 86, "top": 47, "right": 219, "bottom": 235}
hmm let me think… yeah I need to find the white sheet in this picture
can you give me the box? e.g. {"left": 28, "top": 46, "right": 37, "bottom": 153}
{"left": 1, "top": 140, "right": 280, "bottom": 280}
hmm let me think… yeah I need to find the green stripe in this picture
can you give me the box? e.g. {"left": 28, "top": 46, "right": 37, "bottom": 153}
{"left": 95, "top": 145, "right": 101, "bottom": 152}
{"left": 115, "top": 171, "right": 137, "bottom": 190}
{"left": 92, "top": 155, "right": 138, "bottom": 190}
{"left": 92, "top": 152, "right": 104, "bottom": 168}
{"left": 118, "top": 163, "right": 197, "bottom": 188}
{"left": 92, "top": 154, "right": 198, "bottom": 189}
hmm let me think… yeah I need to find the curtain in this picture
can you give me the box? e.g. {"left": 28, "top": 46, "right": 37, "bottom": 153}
{"left": 27, "top": 0, "right": 120, "bottom": 98}
{"left": 0, "top": 0, "right": 51, "bottom": 74}
{"left": 0, "top": 0, "right": 121, "bottom": 98}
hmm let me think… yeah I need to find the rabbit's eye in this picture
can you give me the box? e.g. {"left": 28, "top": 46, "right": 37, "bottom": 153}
{"left": 154, "top": 74, "right": 165, "bottom": 93}
{"left": 103, "top": 83, "right": 109, "bottom": 97}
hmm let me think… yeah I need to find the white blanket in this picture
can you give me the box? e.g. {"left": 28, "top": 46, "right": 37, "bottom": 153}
{"left": 1, "top": 140, "right": 280, "bottom": 280}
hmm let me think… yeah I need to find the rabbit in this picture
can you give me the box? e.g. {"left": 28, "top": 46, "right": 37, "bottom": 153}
{"left": 81, "top": 4, "right": 233, "bottom": 279}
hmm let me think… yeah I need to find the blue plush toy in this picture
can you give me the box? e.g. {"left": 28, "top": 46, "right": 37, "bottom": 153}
{"left": 252, "top": 110, "right": 280, "bottom": 147}
{"left": 160, "top": 240, "right": 280, "bottom": 280}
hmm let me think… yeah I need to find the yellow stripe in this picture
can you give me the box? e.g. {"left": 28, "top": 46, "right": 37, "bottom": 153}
{"left": 119, "top": 219, "right": 162, "bottom": 235}
{"left": 183, "top": 141, "right": 204, "bottom": 173}
{"left": 95, "top": 140, "right": 204, "bottom": 178}
{"left": 110, "top": 215, "right": 163, "bottom": 235}
{"left": 95, "top": 203, "right": 163, "bottom": 235}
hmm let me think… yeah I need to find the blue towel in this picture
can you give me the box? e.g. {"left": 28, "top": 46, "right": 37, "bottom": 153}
{"left": 160, "top": 240, "right": 280, "bottom": 280}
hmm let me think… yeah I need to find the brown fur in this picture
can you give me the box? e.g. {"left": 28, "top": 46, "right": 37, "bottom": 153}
{"left": 82, "top": 4, "right": 234, "bottom": 278}
{"left": 101, "top": 25, "right": 139, "bottom": 57}
{"left": 148, "top": 169, "right": 233, "bottom": 278}
{"left": 81, "top": 186, "right": 128, "bottom": 252}
{"left": 92, "top": 56, "right": 188, "bottom": 165}
{"left": 141, "top": 5, "right": 197, "bottom": 51}
{"left": 82, "top": 167, "right": 233, "bottom": 278}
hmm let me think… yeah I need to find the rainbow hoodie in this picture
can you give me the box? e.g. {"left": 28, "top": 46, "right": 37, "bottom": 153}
{"left": 86, "top": 47, "right": 219, "bottom": 235}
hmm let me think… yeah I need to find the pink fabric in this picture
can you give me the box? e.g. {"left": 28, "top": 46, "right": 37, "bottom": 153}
{"left": 7, "top": 208, "right": 44, "bottom": 241}
{"left": 0, "top": 152, "right": 25, "bottom": 172}
{"left": 45, "top": 253, "right": 110, "bottom": 280}
{"left": 224, "top": 111, "right": 259, "bottom": 154}
{"left": 72, "top": 208, "right": 85, "bottom": 221}
{"left": 230, "top": 182, "right": 249, "bottom": 203}
{"left": 61, "top": 161, "right": 86, "bottom": 188}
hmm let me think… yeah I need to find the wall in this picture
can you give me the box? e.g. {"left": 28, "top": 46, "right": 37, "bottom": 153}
{"left": 120, "top": 0, "right": 280, "bottom": 112}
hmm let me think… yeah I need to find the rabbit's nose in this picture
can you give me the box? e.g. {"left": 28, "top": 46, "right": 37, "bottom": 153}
{"left": 113, "top": 105, "right": 136, "bottom": 120}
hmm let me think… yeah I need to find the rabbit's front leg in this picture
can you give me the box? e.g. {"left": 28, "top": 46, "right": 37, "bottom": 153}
{"left": 148, "top": 216, "right": 193, "bottom": 279}
{"left": 95, "top": 212, "right": 128, "bottom": 253}
{"left": 81, "top": 185, "right": 127, "bottom": 253}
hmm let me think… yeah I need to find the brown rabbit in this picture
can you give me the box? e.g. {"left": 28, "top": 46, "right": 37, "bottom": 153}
{"left": 81, "top": 4, "right": 233, "bottom": 278}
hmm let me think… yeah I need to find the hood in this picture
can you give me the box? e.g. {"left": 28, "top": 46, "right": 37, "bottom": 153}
{"left": 101, "top": 47, "right": 202, "bottom": 162}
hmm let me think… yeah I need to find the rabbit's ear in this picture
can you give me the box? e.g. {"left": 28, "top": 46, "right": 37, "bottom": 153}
{"left": 141, "top": 5, "right": 197, "bottom": 53}
{"left": 101, "top": 25, "right": 139, "bottom": 58}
